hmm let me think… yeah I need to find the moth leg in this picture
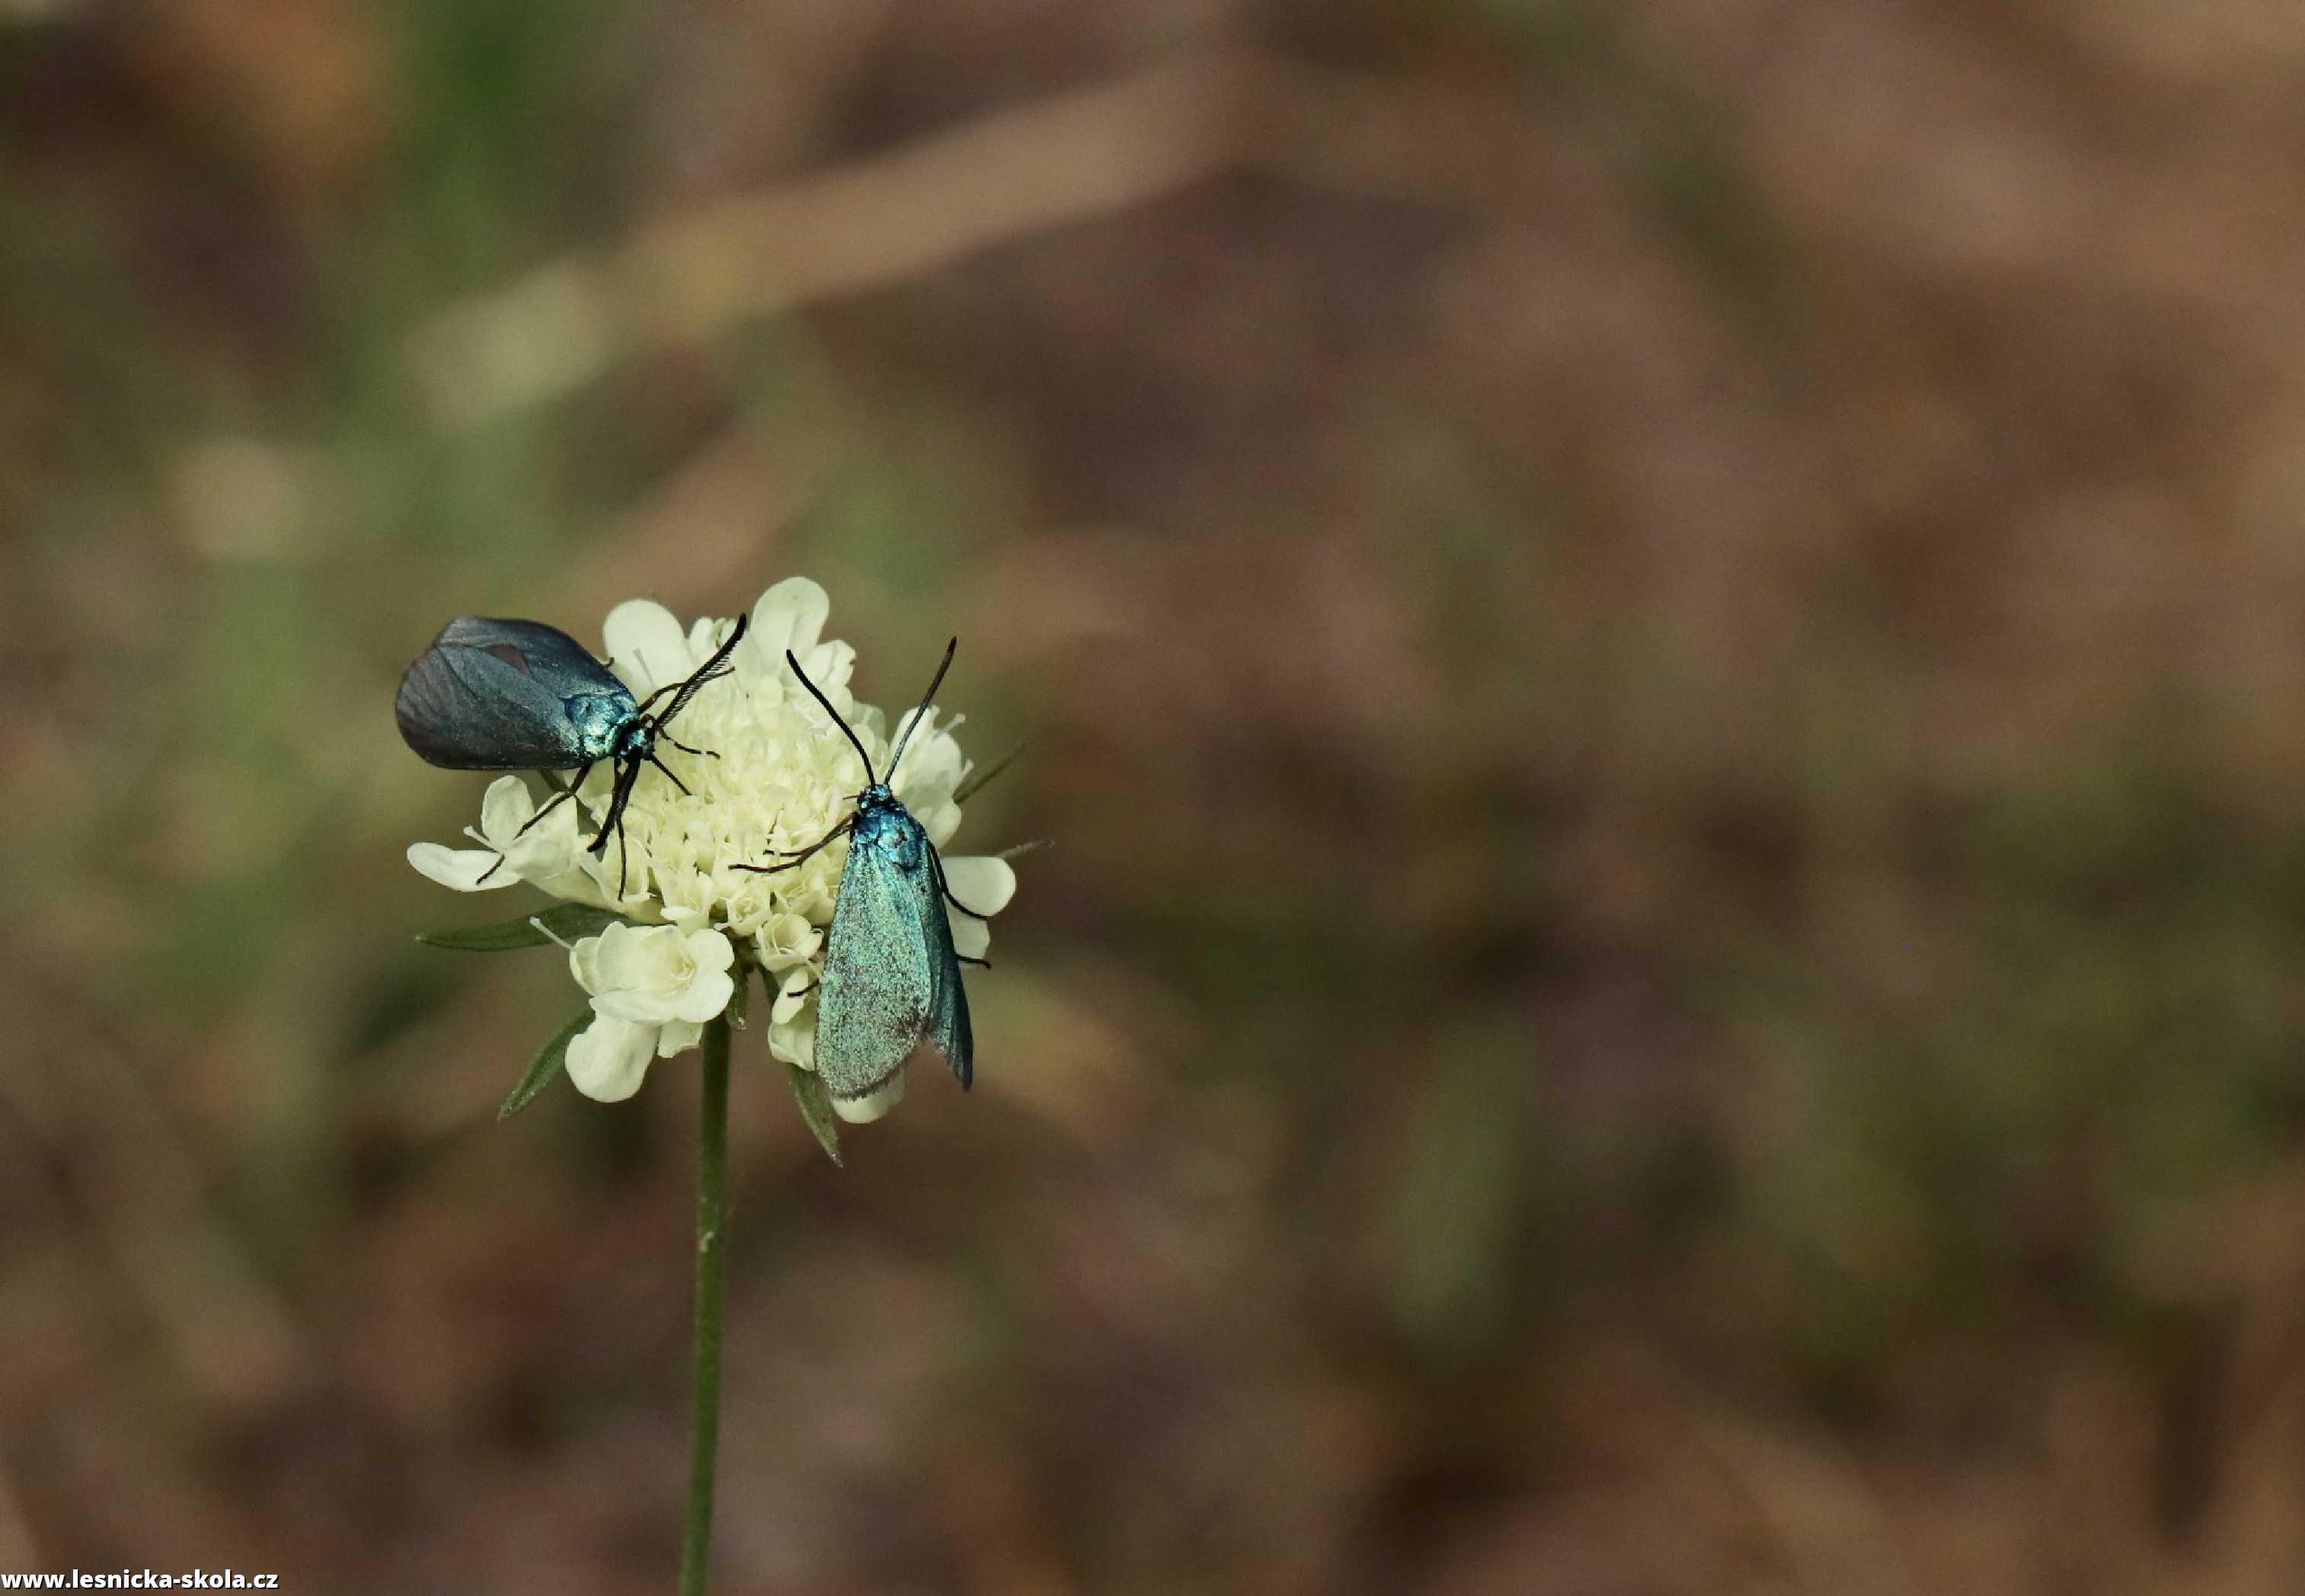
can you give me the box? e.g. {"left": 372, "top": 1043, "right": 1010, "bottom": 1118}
{"left": 731, "top": 818, "right": 853, "bottom": 876}
{"left": 516, "top": 763, "right": 593, "bottom": 836}
{"left": 657, "top": 731, "right": 718, "bottom": 759}
{"left": 644, "top": 753, "right": 693, "bottom": 795}
{"left": 475, "top": 852, "right": 509, "bottom": 886}
{"left": 928, "top": 846, "right": 993, "bottom": 920}
{"left": 957, "top": 955, "right": 991, "bottom": 969}
{"left": 590, "top": 758, "right": 646, "bottom": 859}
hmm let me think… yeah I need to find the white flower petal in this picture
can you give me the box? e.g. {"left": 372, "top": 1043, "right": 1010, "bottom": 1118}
{"left": 753, "top": 913, "right": 820, "bottom": 973}
{"left": 939, "top": 855, "right": 1015, "bottom": 916}
{"left": 771, "top": 967, "right": 815, "bottom": 1024}
{"left": 832, "top": 1070, "right": 906, "bottom": 1124}
{"left": 920, "top": 800, "right": 963, "bottom": 849}
{"left": 476, "top": 776, "right": 537, "bottom": 842}
{"left": 753, "top": 577, "right": 830, "bottom": 657}
{"left": 568, "top": 931, "right": 608, "bottom": 995}
{"left": 769, "top": 1006, "right": 816, "bottom": 1068}
{"left": 656, "top": 1019, "right": 704, "bottom": 1057}
{"left": 739, "top": 578, "right": 830, "bottom": 692}
{"left": 573, "top": 924, "right": 667, "bottom": 1017}
{"left": 566, "top": 1016, "right": 657, "bottom": 1102}
{"left": 573, "top": 923, "right": 735, "bottom": 1025}
{"left": 686, "top": 927, "right": 737, "bottom": 973}
{"left": 602, "top": 599, "right": 692, "bottom": 698}
{"left": 618, "top": 920, "right": 677, "bottom": 972}
{"left": 671, "top": 964, "right": 737, "bottom": 1026}
{"left": 951, "top": 912, "right": 991, "bottom": 961}
{"left": 604, "top": 845, "right": 660, "bottom": 911}
{"left": 543, "top": 875, "right": 622, "bottom": 915}
{"left": 594, "top": 987, "right": 679, "bottom": 1025}
{"left": 794, "top": 638, "right": 857, "bottom": 718}
{"left": 408, "top": 842, "right": 516, "bottom": 891}
{"left": 501, "top": 790, "right": 586, "bottom": 881}
{"left": 552, "top": 843, "right": 634, "bottom": 913}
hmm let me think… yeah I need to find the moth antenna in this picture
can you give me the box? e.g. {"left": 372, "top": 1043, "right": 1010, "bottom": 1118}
{"left": 653, "top": 612, "right": 750, "bottom": 731}
{"left": 786, "top": 649, "right": 878, "bottom": 784}
{"left": 885, "top": 637, "right": 957, "bottom": 782}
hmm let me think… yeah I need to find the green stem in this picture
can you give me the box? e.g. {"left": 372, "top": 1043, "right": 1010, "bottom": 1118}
{"left": 679, "top": 1015, "right": 731, "bottom": 1596}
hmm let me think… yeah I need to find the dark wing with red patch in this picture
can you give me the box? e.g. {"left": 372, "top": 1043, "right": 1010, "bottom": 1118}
{"left": 395, "top": 618, "right": 601, "bottom": 769}
{"left": 434, "top": 617, "right": 626, "bottom": 697}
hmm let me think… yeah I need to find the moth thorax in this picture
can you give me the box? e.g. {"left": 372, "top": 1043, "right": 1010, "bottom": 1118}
{"left": 565, "top": 692, "right": 639, "bottom": 761}
{"left": 611, "top": 718, "right": 657, "bottom": 764}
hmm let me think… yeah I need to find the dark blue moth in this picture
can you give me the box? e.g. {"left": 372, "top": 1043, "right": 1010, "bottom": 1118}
{"left": 739, "top": 640, "right": 989, "bottom": 1105}
{"left": 395, "top": 612, "right": 749, "bottom": 892}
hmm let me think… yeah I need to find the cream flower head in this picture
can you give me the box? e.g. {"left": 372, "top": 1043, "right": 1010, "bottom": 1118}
{"left": 408, "top": 577, "right": 1017, "bottom": 1120}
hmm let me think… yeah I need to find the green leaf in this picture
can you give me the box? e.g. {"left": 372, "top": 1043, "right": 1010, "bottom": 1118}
{"left": 786, "top": 1063, "right": 844, "bottom": 1166}
{"left": 417, "top": 902, "right": 626, "bottom": 952}
{"left": 497, "top": 1006, "right": 593, "bottom": 1121}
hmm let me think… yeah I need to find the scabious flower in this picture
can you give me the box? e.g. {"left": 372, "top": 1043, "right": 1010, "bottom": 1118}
{"left": 564, "top": 923, "right": 738, "bottom": 1101}
{"left": 407, "top": 577, "right": 1017, "bottom": 1121}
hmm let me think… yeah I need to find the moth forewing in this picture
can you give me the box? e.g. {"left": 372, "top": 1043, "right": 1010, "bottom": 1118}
{"left": 920, "top": 828, "right": 977, "bottom": 1086}
{"left": 811, "top": 795, "right": 977, "bottom": 1101}
{"left": 814, "top": 804, "right": 934, "bottom": 1099}
{"left": 395, "top": 638, "right": 596, "bottom": 770}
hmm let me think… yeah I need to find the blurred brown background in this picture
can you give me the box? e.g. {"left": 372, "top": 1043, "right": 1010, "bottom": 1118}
{"left": 9, "top": 2, "right": 2305, "bottom": 1591}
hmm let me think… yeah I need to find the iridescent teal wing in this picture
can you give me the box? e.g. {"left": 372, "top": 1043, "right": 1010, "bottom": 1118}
{"left": 395, "top": 617, "right": 621, "bottom": 770}
{"left": 815, "top": 803, "right": 941, "bottom": 1102}
{"left": 926, "top": 848, "right": 974, "bottom": 1088}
